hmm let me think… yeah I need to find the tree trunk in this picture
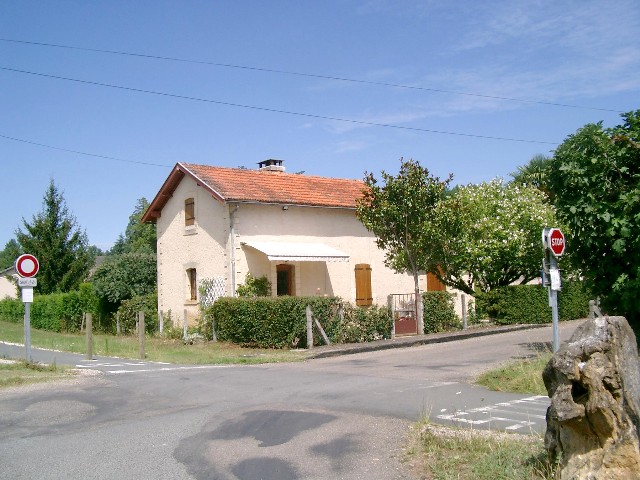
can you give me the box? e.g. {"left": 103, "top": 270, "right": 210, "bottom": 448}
{"left": 413, "top": 270, "right": 424, "bottom": 334}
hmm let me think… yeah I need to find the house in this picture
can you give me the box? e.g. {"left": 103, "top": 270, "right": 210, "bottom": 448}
{"left": 142, "top": 160, "right": 447, "bottom": 325}
{"left": 0, "top": 276, "right": 17, "bottom": 300}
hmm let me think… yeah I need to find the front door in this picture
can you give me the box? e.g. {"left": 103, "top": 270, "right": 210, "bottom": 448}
{"left": 276, "top": 264, "right": 295, "bottom": 296}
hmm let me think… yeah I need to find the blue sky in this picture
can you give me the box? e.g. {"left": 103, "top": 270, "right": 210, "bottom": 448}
{"left": 1, "top": 1, "right": 639, "bottom": 252}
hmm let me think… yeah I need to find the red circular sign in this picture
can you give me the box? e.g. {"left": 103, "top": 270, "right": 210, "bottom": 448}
{"left": 549, "top": 229, "right": 566, "bottom": 256}
{"left": 15, "top": 254, "right": 39, "bottom": 278}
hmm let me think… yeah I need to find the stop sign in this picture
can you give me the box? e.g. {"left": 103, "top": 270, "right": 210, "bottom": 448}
{"left": 548, "top": 228, "right": 565, "bottom": 256}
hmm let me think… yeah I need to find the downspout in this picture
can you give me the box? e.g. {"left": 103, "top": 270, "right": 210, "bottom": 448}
{"left": 229, "top": 203, "right": 240, "bottom": 296}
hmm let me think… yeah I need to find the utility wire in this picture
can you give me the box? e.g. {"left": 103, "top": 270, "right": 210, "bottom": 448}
{"left": 0, "top": 133, "right": 171, "bottom": 167}
{"left": 0, "top": 66, "right": 559, "bottom": 145}
{"left": 0, "top": 38, "right": 623, "bottom": 114}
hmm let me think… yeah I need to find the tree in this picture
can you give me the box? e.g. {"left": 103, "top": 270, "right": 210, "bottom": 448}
{"left": 0, "top": 239, "right": 21, "bottom": 271}
{"left": 357, "top": 158, "right": 454, "bottom": 332}
{"left": 510, "top": 154, "right": 553, "bottom": 198}
{"left": 15, "top": 180, "right": 93, "bottom": 294}
{"left": 548, "top": 110, "right": 640, "bottom": 323}
{"left": 436, "top": 179, "right": 558, "bottom": 294}
{"left": 109, "top": 198, "right": 156, "bottom": 255}
{"left": 92, "top": 252, "right": 157, "bottom": 305}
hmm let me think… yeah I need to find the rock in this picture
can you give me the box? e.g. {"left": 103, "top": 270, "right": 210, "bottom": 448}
{"left": 543, "top": 316, "right": 640, "bottom": 479}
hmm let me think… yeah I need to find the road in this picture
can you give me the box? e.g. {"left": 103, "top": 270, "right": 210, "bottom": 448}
{"left": 0, "top": 321, "right": 580, "bottom": 479}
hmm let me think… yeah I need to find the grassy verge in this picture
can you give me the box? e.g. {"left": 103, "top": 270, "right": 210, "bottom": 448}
{"left": 475, "top": 352, "right": 552, "bottom": 396}
{"left": 0, "top": 359, "right": 72, "bottom": 388}
{"left": 405, "top": 352, "right": 557, "bottom": 478}
{"left": 406, "top": 420, "right": 556, "bottom": 479}
{"left": 0, "top": 320, "right": 308, "bottom": 364}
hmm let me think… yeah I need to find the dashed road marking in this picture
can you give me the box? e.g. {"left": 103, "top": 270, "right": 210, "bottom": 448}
{"left": 436, "top": 395, "right": 549, "bottom": 431}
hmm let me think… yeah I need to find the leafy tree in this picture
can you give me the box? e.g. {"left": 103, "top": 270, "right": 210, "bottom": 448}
{"left": 92, "top": 252, "right": 157, "bottom": 305}
{"left": 510, "top": 154, "right": 553, "bottom": 198}
{"left": 548, "top": 110, "right": 640, "bottom": 322}
{"left": 0, "top": 239, "right": 21, "bottom": 271}
{"left": 109, "top": 198, "right": 156, "bottom": 255}
{"left": 15, "top": 180, "right": 93, "bottom": 294}
{"left": 437, "top": 179, "right": 558, "bottom": 294}
{"left": 357, "top": 158, "right": 454, "bottom": 331}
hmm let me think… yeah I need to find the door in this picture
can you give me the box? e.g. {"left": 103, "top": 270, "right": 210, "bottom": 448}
{"left": 276, "top": 264, "right": 295, "bottom": 296}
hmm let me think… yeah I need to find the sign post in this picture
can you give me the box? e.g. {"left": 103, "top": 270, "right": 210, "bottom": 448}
{"left": 15, "top": 254, "right": 39, "bottom": 362}
{"left": 542, "top": 228, "right": 565, "bottom": 352}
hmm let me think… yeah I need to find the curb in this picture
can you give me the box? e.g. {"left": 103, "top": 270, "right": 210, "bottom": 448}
{"left": 307, "top": 323, "right": 549, "bottom": 359}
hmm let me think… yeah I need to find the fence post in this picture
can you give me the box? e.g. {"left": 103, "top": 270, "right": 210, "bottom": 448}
{"left": 159, "top": 310, "right": 164, "bottom": 335}
{"left": 306, "top": 305, "right": 313, "bottom": 350}
{"left": 211, "top": 313, "right": 218, "bottom": 342}
{"left": 85, "top": 313, "right": 93, "bottom": 360}
{"left": 138, "top": 311, "right": 145, "bottom": 359}
{"left": 183, "top": 308, "right": 188, "bottom": 341}
{"left": 116, "top": 311, "right": 121, "bottom": 335}
{"left": 461, "top": 294, "right": 467, "bottom": 330}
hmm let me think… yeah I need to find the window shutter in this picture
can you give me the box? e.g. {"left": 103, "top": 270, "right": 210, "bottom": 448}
{"left": 427, "top": 269, "right": 446, "bottom": 291}
{"left": 185, "top": 198, "right": 195, "bottom": 226}
{"left": 355, "top": 264, "right": 372, "bottom": 306}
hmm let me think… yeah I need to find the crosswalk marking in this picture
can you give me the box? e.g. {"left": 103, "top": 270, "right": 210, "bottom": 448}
{"left": 436, "top": 395, "right": 548, "bottom": 431}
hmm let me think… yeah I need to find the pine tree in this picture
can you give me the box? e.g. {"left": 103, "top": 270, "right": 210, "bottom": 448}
{"left": 16, "top": 180, "right": 93, "bottom": 294}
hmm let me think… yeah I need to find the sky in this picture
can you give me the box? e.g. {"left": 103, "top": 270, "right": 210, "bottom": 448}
{"left": 1, "top": 1, "right": 639, "bottom": 252}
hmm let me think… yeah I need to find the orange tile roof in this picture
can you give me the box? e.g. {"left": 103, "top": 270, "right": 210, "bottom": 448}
{"left": 142, "top": 162, "right": 366, "bottom": 222}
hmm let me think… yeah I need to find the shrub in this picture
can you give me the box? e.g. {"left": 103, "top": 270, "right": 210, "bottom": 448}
{"left": 208, "top": 296, "right": 392, "bottom": 348}
{"left": 423, "top": 291, "right": 459, "bottom": 333}
{"left": 117, "top": 292, "right": 158, "bottom": 334}
{"left": 235, "top": 274, "right": 272, "bottom": 297}
{"left": 475, "top": 281, "right": 592, "bottom": 325}
{"left": 0, "top": 298, "right": 23, "bottom": 322}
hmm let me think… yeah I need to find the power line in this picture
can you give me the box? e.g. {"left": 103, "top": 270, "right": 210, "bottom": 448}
{"left": 0, "top": 133, "right": 171, "bottom": 167}
{"left": 0, "top": 38, "right": 623, "bottom": 114}
{"left": 0, "top": 66, "right": 559, "bottom": 145}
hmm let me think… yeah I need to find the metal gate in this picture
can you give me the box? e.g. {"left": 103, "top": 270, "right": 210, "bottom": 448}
{"left": 389, "top": 293, "right": 417, "bottom": 336}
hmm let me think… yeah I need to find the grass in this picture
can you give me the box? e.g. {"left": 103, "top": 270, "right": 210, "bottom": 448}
{"left": 475, "top": 352, "right": 552, "bottom": 396}
{"left": 404, "top": 351, "right": 558, "bottom": 478}
{"left": 406, "top": 419, "right": 557, "bottom": 479}
{"left": 0, "top": 359, "right": 72, "bottom": 388}
{"left": 0, "top": 320, "right": 308, "bottom": 365}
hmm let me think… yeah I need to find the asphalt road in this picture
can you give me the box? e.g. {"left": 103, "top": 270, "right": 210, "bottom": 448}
{"left": 0, "top": 321, "right": 581, "bottom": 480}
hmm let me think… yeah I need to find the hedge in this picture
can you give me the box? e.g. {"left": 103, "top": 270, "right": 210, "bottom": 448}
{"left": 0, "top": 283, "right": 101, "bottom": 332}
{"left": 474, "top": 281, "right": 592, "bottom": 325}
{"left": 206, "top": 296, "right": 392, "bottom": 348}
{"left": 423, "top": 291, "right": 459, "bottom": 333}
{"left": 116, "top": 292, "right": 158, "bottom": 334}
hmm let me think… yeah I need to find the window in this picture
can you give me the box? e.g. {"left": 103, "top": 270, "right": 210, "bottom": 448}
{"left": 185, "top": 198, "right": 195, "bottom": 226}
{"left": 355, "top": 264, "right": 372, "bottom": 306}
{"left": 276, "top": 264, "right": 294, "bottom": 296}
{"left": 187, "top": 268, "right": 197, "bottom": 301}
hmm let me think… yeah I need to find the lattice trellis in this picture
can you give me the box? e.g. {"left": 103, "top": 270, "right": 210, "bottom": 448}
{"left": 199, "top": 276, "right": 226, "bottom": 308}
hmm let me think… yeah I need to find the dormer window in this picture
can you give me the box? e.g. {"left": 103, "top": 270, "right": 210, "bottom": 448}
{"left": 185, "top": 198, "right": 195, "bottom": 226}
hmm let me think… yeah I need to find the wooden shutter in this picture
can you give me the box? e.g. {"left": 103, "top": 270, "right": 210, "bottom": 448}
{"left": 355, "top": 264, "right": 372, "bottom": 306}
{"left": 427, "top": 269, "right": 446, "bottom": 291}
{"left": 185, "top": 198, "right": 195, "bottom": 226}
{"left": 187, "top": 268, "right": 197, "bottom": 300}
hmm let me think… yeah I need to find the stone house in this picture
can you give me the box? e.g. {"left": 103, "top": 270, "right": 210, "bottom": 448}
{"left": 142, "top": 160, "right": 448, "bottom": 325}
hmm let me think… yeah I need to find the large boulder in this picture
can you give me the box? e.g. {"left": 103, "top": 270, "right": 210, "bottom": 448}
{"left": 543, "top": 316, "right": 640, "bottom": 479}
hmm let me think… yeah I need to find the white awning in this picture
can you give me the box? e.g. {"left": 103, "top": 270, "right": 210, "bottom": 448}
{"left": 242, "top": 241, "right": 350, "bottom": 262}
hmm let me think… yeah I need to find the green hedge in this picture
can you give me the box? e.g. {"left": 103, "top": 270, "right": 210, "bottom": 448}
{"left": 0, "top": 283, "right": 100, "bottom": 332}
{"left": 475, "top": 281, "right": 592, "bottom": 325}
{"left": 207, "top": 296, "right": 392, "bottom": 348}
{"left": 423, "top": 291, "right": 459, "bottom": 333}
{"left": 117, "top": 292, "right": 158, "bottom": 334}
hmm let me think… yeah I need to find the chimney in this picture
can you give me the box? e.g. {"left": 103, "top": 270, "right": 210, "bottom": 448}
{"left": 257, "top": 159, "right": 285, "bottom": 172}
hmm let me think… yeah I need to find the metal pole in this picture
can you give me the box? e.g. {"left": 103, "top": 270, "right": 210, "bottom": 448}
{"left": 550, "top": 289, "right": 559, "bottom": 352}
{"left": 24, "top": 301, "right": 31, "bottom": 362}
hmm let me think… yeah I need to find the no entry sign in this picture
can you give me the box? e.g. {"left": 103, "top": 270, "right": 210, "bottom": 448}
{"left": 15, "top": 254, "right": 39, "bottom": 278}
{"left": 548, "top": 228, "right": 566, "bottom": 257}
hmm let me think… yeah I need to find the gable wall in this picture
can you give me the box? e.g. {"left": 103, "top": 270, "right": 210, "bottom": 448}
{"left": 155, "top": 175, "right": 229, "bottom": 324}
